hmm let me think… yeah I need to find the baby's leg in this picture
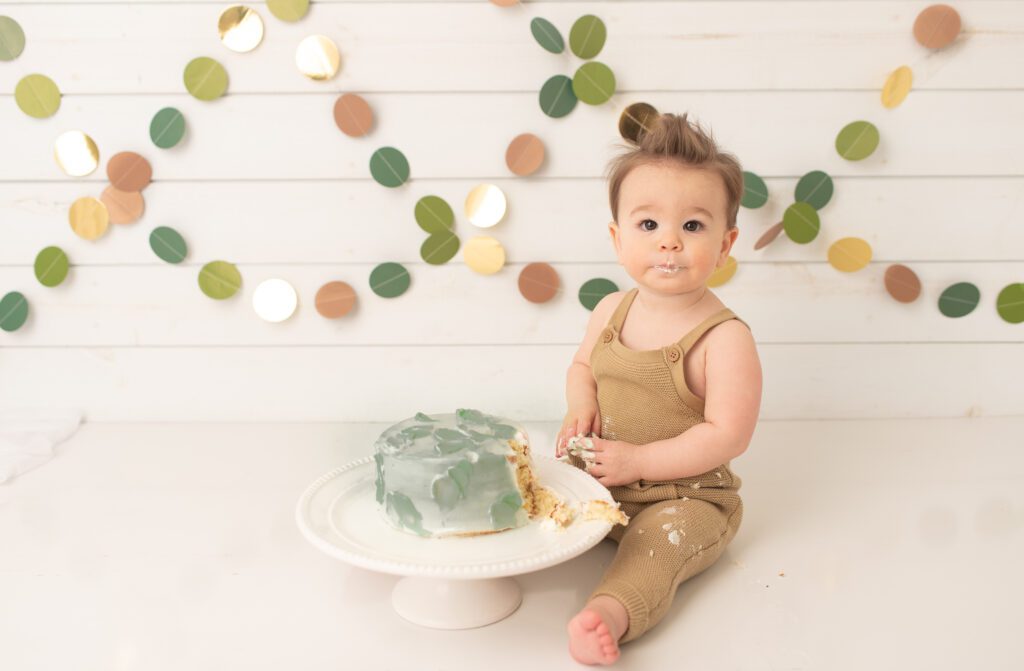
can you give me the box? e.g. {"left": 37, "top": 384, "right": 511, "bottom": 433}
{"left": 587, "top": 496, "right": 741, "bottom": 644}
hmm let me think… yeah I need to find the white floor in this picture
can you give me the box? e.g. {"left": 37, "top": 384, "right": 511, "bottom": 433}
{"left": 1, "top": 417, "right": 1021, "bottom": 670}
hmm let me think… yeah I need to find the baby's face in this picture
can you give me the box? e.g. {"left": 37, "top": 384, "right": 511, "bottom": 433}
{"left": 610, "top": 160, "right": 738, "bottom": 295}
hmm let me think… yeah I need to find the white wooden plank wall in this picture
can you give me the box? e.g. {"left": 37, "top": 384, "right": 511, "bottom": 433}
{"left": 1, "top": 1, "right": 1022, "bottom": 422}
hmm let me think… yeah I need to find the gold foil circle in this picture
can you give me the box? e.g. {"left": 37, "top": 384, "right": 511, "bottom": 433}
{"left": 252, "top": 278, "right": 298, "bottom": 322}
{"left": 101, "top": 186, "right": 145, "bottom": 225}
{"left": 54, "top": 130, "right": 99, "bottom": 177}
{"left": 619, "top": 102, "right": 659, "bottom": 144}
{"left": 296, "top": 35, "right": 341, "bottom": 81}
{"left": 68, "top": 196, "right": 110, "bottom": 240}
{"left": 464, "top": 183, "right": 507, "bottom": 228}
{"left": 218, "top": 5, "right": 265, "bottom": 53}
{"left": 464, "top": 236, "right": 506, "bottom": 275}
{"left": 707, "top": 256, "right": 737, "bottom": 288}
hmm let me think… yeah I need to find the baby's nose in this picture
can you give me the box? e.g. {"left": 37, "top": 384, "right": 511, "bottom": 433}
{"left": 659, "top": 236, "right": 682, "bottom": 251}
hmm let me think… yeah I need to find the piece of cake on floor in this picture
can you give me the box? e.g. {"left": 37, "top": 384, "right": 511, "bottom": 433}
{"left": 373, "top": 408, "right": 628, "bottom": 538}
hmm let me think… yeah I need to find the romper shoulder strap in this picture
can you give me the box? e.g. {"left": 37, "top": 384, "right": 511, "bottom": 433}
{"left": 606, "top": 288, "right": 639, "bottom": 330}
{"left": 677, "top": 309, "right": 751, "bottom": 353}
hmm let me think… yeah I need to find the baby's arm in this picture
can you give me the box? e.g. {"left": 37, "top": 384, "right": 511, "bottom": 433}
{"left": 555, "top": 291, "right": 624, "bottom": 455}
{"left": 636, "top": 319, "right": 763, "bottom": 480}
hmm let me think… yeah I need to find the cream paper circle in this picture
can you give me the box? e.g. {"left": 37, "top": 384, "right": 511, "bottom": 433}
{"left": 252, "top": 278, "right": 298, "bottom": 322}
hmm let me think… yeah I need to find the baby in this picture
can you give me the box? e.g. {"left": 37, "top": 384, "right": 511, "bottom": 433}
{"left": 556, "top": 112, "right": 763, "bottom": 664}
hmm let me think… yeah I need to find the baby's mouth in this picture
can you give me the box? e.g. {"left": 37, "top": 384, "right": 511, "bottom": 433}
{"left": 653, "top": 263, "right": 682, "bottom": 274}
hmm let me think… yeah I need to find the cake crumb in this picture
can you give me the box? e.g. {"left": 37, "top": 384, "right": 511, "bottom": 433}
{"left": 649, "top": 549, "right": 654, "bottom": 557}
{"left": 715, "top": 472, "right": 722, "bottom": 479}
{"left": 778, "top": 571, "right": 786, "bottom": 577}
{"left": 667, "top": 530, "right": 682, "bottom": 545}
{"left": 638, "top": 529, "right": 645, "bottom": 534}
{"left": 661, "top": 522, "right": 673, "bottom": 530}
{"left": 690, "top": 482, "right": 701, "bottom": 489}
{"left": 660, "top": 507, "right": 678, "bottom": 515}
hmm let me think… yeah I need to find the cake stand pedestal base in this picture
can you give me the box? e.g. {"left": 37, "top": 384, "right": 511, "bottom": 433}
{"left": 391, "top": 576, "right": 522, "bottom": 629}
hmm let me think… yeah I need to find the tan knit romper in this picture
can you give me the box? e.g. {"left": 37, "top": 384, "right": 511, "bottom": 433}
{"left": 568, "top": 287, "right": 748, "bottom": 644}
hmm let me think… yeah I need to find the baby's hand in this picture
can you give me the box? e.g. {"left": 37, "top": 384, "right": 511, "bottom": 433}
{"left": 555, "top": 408, "right": 601, "bottom": 457}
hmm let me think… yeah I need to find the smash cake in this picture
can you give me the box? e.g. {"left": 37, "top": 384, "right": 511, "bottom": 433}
{"left": 373, "top": 408, "right": 628, "bottom": 538}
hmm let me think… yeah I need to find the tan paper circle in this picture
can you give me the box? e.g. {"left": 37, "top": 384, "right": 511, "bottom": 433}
{"left": 707, "top": 256, "right": 738, "bottom": 288}
{"left": 218, "top": 5, "right": 265, "bottom": 53}
{"left": 315, "top": 281, "right": 357, "bottom": 318}
{"left": 69, "top": 196, "right": 110, "bottom": 240}
{"left": 333, "top": 93, "right": 374, "bottom": 137}
{"left": 505, "top": 133, "right": 545, "bottom": 176}
{"left": 54, "top": 130, "right": 99, "bottom": 177}
{"left": 754, "top": 222, "right": 784, "bottom": 250}
{"left": 885, "top": 264, "right": 922, "bottom": 303}
{"left": 518, "top": 262, "right": 560, "bottom": 303}
{"left": 101, "top": 185, "right": 145, "bottom": 225}
{"left": 107, "top": 152, "right": 152, "bottom": 192}
{"left": 296, "top": 34, "right": 341, "bottom": 81}
{"left": 464, "top": 236, "right": 506, "bottom": 275}
{"left": 913, "top": 5, "right": 961, "bottom": 49}
{"left": 465, "top": 183, "right": 507, "bottom": 228}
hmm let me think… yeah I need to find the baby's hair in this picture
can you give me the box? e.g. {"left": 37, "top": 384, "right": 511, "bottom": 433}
{"left": 605, "top": 112, "right": 743, "bottom": 230}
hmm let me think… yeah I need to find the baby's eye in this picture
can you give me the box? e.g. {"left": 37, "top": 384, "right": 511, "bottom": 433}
{"left": 640, "top": 219, "right": 658, "bottom": 231}
{"left": 683, "top": 220, "right": 704, "bottom": 232}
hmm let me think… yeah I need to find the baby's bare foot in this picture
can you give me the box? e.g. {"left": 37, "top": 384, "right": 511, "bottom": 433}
{"left": 567, "top": 607, "right": 620, "bottom": 665}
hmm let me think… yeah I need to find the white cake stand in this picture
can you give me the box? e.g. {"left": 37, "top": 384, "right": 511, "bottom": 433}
{"left": 295, "top": 454, "right": 616, "bottom": 630}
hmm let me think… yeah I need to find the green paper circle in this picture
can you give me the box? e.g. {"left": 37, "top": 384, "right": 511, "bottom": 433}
{"left": 539, "top": 75, "right": 577, "bottom": 119}
{"left": 579, "top": 278, "right": 618, "bottom": 311}
{"left": 572, "top": 62, "right": 616, "bottom": 105}
{"left": 34, "top": 246, "right": 69, "bottom": 288}
{"left": 184, "top": 57, "right": 228, "bottom": 101}
{"left": 569, "top": 14, "right": 606, "bottom": 59}
{"left": 267, "top": 0, "right": 309, "bottom": 22}
{"left": 370, "top": 147, "right": 410, "bottom": 188}
{"left": 150, "top": 226, "right": 188, "bottom": 264}
{"left": 741, "top": 171, "right": 769, "bottom": 209}
{"left": 835, "top": 121, "right": 879, "bottom": 161}
{"left": 370, "top": 262, "right": 411, "bottom": 298}
{"left": 421, "top": 232, "right": 460, "bottom": 265}
{"left": 995, "top": 283, "right": 1024, "bottom": 324}
{"left": 14, "top": 74, "right": 61, "bottom": 119}
{"left": 0, "top": 16, "right": 26, "bottom": 61}
{"left": 150, "top": 107, "right": 186, "bottom": 149}
{"left": 0, "top": 291, "right": 29, "bottom": 332}
{"left": 531, "top": 17, "right": 564, "bottom": 54}
{"left": 938, "top": 282, "right": 980, "bottom": 318}
{"left": 415, "top": 195, "right": 454, "bottom": 234}
{"left": 198, "top": 261, "right": 241, "bottom": 300}
{"left": 795, "top": 170, "right": 834, "bottom": 210}
{"left": 782, "top": 202, "right": 820, "bottom": 244}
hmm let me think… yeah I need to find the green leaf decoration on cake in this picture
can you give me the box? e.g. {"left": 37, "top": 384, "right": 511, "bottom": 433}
{"left": 432, "top": 474, "right": 461, "bottom": 513}
{"left": 414, "top": 412, "right": 437, "bottom": 422}
{"left": 490, "top": 423, "right": 517, "bottom": 440}
{"left": 387, "top": 492, "right": 428, "bottom": 536}
{"left": 448, "top": 460, "right": 472, "bottom": 496}
{"left": 530, "top": 17, "right": 564, "bottom": 54}
{"left": 401, "top": 425, "right": 433, "bottom": 439}
{"left": 490, "top": 491, "right": 524, "bottom": 530}
{"left": 794, "top": 170, "right": 834, "bottom": 210}
{"left": 373, "top": 453, "right": 385, "bottom": 504}
{"left": 435, "top": 428, "right": 474, "bottom": 454}
{"left": 569, "top": 15, "right": 606, "bottom": 59}
{"left": 457, "top": 408, "right": 487, "bottom": 425}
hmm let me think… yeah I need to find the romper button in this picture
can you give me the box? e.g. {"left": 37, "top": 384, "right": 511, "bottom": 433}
{"left": 667, "top": 346, "right": 681, "bottom": 362}
{"left": 602, "top": 329, "right": 613, "bottom": 343}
